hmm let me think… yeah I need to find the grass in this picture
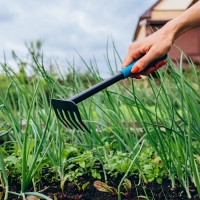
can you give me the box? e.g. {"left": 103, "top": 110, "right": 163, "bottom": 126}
{"left": 0, "top": 42, "right": 200, "bottom": 199}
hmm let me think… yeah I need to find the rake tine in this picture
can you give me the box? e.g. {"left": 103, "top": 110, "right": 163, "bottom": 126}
{"left": 73, "top": 106, "right": 91, "bottom": 133}
{"left": 54, "top": 108, "right": 72, "bottom": 129}
{"left": 59, "top": 109, "right": 75, "bottom": 129}
{"left": 68, "top": 109, "right": 85, "bottom": 132}
{"left": 52, "top": 99, "right": 90, "bottom": 132}
{"left": 63, "top": 109, "right": 80, "bottom": 130}
{"left": 52, "top": 100, "right": 78, "bottom": 130}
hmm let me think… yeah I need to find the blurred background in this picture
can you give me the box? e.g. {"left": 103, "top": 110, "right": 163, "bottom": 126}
{"left": 0, "top": 0, "right": 157, "bottom": 77}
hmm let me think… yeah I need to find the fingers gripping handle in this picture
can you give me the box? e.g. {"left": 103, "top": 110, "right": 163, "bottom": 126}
{"left": 119, "top": 54, "right": 167, "bottom": 79}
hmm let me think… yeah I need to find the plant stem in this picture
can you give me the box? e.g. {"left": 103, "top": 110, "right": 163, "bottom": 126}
{"left": 117, "top": 140, "right": 145, "bottom": 200}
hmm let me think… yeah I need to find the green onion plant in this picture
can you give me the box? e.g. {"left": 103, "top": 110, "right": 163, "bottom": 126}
{"left": 0, "top": 41, "right": 199, "bottom": 199}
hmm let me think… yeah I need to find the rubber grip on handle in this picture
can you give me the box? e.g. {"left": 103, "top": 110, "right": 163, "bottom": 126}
{"left": 119, "top": 54, "right": 167, "bottom": 79}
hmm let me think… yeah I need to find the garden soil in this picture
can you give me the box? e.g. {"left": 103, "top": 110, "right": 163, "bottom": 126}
{"left": 7, "top": 175, "right": 200, "bottom": 200}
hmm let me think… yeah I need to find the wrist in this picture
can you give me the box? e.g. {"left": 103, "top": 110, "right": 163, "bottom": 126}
{"left": 159, "top": 21, "right": 177, "bottom": 44}
{"left": 162, "top": 2, "right": 200, "bottom": 41}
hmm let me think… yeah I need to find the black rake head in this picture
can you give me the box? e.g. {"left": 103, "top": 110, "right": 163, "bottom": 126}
{"left": 51, "top": 99, "right": 90, "bottom": 133}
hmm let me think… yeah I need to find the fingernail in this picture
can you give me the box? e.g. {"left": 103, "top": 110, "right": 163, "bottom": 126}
{"left": 131, "top": 66, "right": 140, "bottom": 73}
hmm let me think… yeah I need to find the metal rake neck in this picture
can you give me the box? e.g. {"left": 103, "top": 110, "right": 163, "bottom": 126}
{"left": 68, "top": 72, "right": 124, "bottom": 104}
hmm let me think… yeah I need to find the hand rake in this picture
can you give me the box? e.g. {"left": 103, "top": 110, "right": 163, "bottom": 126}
{"left": 51, "top": 55, "right": 167, "bottom": 133}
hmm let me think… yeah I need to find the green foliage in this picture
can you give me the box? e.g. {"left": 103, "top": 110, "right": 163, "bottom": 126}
{"left": 103, "top": 146, "right": 167, "bottom": 184}
{"left": 104, "top": 151, "right": 138, "bottom": 177}
{"left": 0, "top": 40, "right": 200, "bottom": 200}
{"left": 63, "top": 150, "right": 101, "bottom": 182}
{"left": 138, "top": 147, "right": 167, "bottom": 184}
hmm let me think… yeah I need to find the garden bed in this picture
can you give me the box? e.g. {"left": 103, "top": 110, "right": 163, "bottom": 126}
{"left": 1, "top": 43, "right": 200, "bottom": 200}
{"left": 7, "top": 175, "right": 199, "bottom": 200}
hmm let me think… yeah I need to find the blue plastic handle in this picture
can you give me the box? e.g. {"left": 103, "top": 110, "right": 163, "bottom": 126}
{"left": 119, "top": 54, "right": 168, "bottom": 79}
{"left": 119, "top": 60, "right": 139, "bottom": 79}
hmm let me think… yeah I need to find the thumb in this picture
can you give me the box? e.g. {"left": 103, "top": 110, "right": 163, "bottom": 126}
{"left": 131, "top": 50, "right": 156, "bottom": 74}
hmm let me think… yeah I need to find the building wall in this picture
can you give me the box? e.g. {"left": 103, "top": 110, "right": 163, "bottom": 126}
{"left": 151, "top": 10, "right": 183, "bottom": 20}
{"left": 153, "top": 0, "right": 193, "bottom": 10}
{"left": 135, "top": 25, "right": 146, "bottom": 41}
{"left": 170, "top": 27, "right": 200, "bottom": 63}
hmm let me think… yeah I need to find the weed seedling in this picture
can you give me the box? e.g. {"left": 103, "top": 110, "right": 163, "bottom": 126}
{"left": 75, "top": 181, "right": 90, "bottom": 195}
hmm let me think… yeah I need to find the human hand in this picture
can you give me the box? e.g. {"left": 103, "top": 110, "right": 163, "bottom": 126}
{"left": 121, "top": 28, "right": 173, "bottom": 78}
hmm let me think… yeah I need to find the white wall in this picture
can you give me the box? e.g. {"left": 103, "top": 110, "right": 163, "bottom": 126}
{"left": 154, "top": 0, "right": 193, "bottom": 10}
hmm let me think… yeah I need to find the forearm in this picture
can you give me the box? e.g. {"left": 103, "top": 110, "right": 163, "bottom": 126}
{"left": 122, "top": 1, "right": 200, "bottom": 73}
{"left": 162, "top": 1, "right": 200, "bottom": 42}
